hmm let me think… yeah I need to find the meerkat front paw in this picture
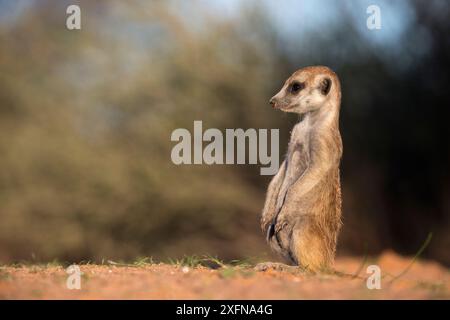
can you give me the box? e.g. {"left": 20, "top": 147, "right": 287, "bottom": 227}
{"left": 274, "top": 217, "right": 288, "bottom": 233}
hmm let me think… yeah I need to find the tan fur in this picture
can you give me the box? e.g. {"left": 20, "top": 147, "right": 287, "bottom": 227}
{"left": 260, "top": 66, "right": 343, "bottom": 272}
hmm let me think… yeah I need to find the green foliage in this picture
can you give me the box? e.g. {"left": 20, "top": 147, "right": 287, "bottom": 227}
{"left": 0, "top": 1, "right": 278, "bottom": 263}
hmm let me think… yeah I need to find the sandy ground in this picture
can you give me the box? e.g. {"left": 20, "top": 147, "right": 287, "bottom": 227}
{"left": 0, "top": 251, "right": 448, "bottom": 299}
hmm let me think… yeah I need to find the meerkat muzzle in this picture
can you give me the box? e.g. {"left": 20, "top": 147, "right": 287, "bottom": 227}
{"left": 269, "top": 97, "right": 277, "bottom": 108}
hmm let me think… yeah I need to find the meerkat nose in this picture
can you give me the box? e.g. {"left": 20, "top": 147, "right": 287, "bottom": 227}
{"left": 269, "top": 97, "right": 277, "bottom": 108}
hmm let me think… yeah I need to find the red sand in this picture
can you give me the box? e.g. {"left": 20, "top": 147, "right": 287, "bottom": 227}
{"left": 0, "top": 251, "right": 448, "bottom": 299}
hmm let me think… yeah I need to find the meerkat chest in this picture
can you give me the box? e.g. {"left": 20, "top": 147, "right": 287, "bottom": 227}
{"left": 287, "top": 122, "right": 310, "bottom": 159}
{"left": 284, "top": 122, "right": 311, "bottom": 182}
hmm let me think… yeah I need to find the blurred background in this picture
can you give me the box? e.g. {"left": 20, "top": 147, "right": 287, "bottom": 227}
{"left": 0, "top": 0, "right": 448, "bottom": 266}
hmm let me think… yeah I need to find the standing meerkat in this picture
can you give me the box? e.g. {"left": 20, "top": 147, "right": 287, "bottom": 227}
{"left": 258, "top": 66, "right": 343, "bottom": 273}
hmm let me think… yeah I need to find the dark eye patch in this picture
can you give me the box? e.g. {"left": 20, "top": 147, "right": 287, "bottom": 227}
{"left": 289, "top": 81, "right": 305, "bottom": 94}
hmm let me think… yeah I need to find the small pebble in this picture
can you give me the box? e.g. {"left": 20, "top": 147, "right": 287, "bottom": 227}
{"left": 181, "top": 266, "right": 190, "bottom": 274}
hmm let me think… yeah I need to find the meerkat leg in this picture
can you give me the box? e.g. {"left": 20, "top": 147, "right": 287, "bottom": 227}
{"left": 260, "top": 160, "right": 286, "bottom": 233}
{"left": 290, "top": 219, "right": 332, "bottom": 273}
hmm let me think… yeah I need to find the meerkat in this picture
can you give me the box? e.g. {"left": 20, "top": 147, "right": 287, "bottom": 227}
{"left": 257, "top": 66, "right": 343, "bottom": 273}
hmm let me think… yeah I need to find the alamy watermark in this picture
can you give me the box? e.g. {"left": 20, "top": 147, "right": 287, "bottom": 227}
{"left": 66, "top": 264, "right": 82, "bottom": 290}
{"left": 366, "top": 5, "right": 382, "bottom": 30}
{"left": 366, "top": 265, "right": 381, "bottom": 289}
{"left": 171, "top": 121, "right": 279, "bottom": 175}
{"left": 66, "top": 5, "right": 81, "bottom": 30}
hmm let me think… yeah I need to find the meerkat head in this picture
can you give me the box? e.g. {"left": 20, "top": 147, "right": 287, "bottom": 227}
{"left": 269, "top": 66, "right": 340, "bottom": 114}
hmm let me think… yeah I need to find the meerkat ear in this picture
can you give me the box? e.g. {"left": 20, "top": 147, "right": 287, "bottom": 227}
{"left": 319, "top": 77, "right": 332, "bottom": 95}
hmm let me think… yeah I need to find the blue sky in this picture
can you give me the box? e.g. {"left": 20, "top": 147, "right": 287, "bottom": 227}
{"left": 204, "top": 0, "right": 416, "bottom": 47}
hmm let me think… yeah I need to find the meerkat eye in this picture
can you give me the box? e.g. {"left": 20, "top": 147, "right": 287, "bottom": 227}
{"left": 290, "top": 82, "right": 304, "bottom": 94}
